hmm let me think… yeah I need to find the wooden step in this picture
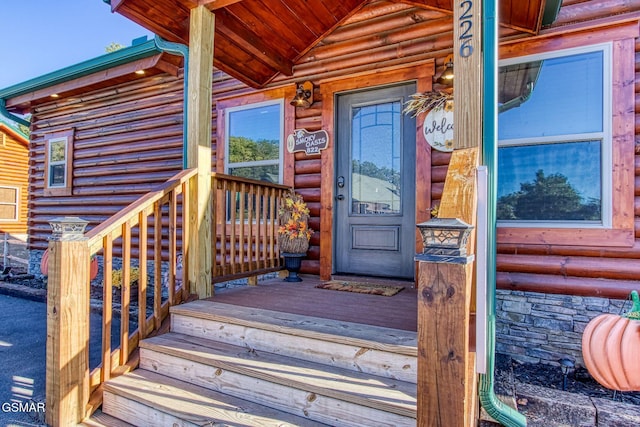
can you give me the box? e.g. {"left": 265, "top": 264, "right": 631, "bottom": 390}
{"left": 170, "top": 300, "right": 417, "bottom": 383}
{"left": 80, "top": 410, "right": 136, "bottom": 427}
{"left": 102, "top": 369, "right": 329, "bottom": 427}
{"left": 140, "top": 332, "right": 417, "bottom": 427}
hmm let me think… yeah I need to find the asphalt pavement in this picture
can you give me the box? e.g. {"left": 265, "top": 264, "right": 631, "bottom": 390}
{"left": 0, "top": 291, "right": 120, "bottom": 426}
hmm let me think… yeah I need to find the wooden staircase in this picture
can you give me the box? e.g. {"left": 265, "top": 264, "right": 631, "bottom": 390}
{"left": 95, "top": 300, "right": 418, "bottom": 426}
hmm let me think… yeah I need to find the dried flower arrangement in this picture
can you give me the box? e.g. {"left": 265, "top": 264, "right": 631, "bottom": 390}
{"left": 278, "top": 191, "right": 313, "bottom": 254}
{"left": 403, "top": 91, "right": 453, "bottom": 117}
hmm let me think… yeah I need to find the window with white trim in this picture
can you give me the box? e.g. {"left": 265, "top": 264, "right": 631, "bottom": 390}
{"left": 44, "top": 129, "right": 74, "bottom": 196}
{"left": 497, "top": 44, "right": 611, "bottom": 227}
{"left": 0, "top": 186, "right": 19, "bottom": 221}
{"left": 224, "top": 100, "right": 284, "bottom": 184}
{"left": 48, "top": 137, "right": 68, "bottom": 187}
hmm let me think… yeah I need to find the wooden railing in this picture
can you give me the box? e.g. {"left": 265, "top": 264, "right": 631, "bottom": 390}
{"left": 211, "top": 173, "right": 289, "bottom": 283}
{"left": 45, "top": 168, "right": 195, "bottom": 425}
{"left": 45, "top": 169, "right": 290, "bottom": 425}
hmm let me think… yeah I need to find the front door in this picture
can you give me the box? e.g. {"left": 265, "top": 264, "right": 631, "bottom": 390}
{"left": 334, "top": 83, "right": 416, "bottom": 278}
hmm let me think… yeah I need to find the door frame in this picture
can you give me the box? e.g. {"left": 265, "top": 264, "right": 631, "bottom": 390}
{"left": 318, "top": 60, "right": 436, "bottom": 280}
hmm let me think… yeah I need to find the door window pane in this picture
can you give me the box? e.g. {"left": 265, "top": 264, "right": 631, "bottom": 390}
{"left": 351, "top": 101, "right": 401, "bottom": 215}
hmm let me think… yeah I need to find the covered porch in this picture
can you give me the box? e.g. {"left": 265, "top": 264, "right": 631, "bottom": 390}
{"left": 40, "top": 0, "right": 562, "bottom": 425}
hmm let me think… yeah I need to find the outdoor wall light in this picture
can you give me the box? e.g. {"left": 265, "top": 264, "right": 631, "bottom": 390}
{"left": 417, "top": 217, "right": 473, "bottom": 257}
{"left": 290, "top": 81, "right": 314, "bottom": 108}
{"left": 435, "top": 55, "right": 454, "bottom": 86}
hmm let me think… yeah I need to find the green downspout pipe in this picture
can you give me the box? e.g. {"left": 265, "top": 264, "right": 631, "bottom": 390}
{"left": 478, "top": 0, "right": 527, "bottom": 425}
{"left": 153, "top": 36, "right": 190, "bottom": 169}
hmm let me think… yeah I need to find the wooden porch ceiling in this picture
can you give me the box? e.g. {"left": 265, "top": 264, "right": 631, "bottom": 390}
{"left": 109, "top": 0, "right": 548, "bottom": 88}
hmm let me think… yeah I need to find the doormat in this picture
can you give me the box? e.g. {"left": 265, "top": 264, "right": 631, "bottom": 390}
{"left": 315, "top": 281, "right": 404, "bottom": 297}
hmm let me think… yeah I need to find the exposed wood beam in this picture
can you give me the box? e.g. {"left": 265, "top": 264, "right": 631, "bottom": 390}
{"left": 186, "top": 5, "right": 215, "bottom": 298}
{"left": 216, "top": 10, "right": 294, "bottom": 76}
{"left": 200, "top": 0, "right": 244, "bottom": 9}
{"left": 111, "top": 0, "right": 189, "bottom": 44}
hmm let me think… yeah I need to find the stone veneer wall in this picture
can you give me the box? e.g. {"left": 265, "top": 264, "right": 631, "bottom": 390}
{"left": 496, "top": 290, "right": 631, "bottom": 367}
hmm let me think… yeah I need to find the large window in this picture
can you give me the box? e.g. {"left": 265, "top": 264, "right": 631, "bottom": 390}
{"left": 0, "top": 186, "right": 19, "bottom": 221}
{"left": 224, "top": 100, "right": 284, "bottom": 184}
{"left": 497, "top": 45, "right": 611, "bottom": 227}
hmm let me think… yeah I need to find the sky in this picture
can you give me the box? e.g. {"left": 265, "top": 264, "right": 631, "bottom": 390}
{"left": 0, "top": 1, "right": 153, "bottom": 89}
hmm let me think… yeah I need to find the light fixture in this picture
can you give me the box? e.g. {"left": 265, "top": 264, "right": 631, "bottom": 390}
{"left": 559, "top": 357, "right": 575, "bottom": 391}
{"left": 290, "top": 81, "right": 314, "bottom": 109}
{"left": 50, "top": 93, "right": 59, "bottom": 98}
{"left": 135, "top": 69, "right": 146, "bottom": 75}
{"left": 435, "top": 55, "right": 454, "bottom": 86}
{"left": 416, "top": 218, "right": 473, "bottom": 257}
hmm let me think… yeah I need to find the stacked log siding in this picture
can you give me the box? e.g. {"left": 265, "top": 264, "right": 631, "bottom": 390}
{"left": 29, "top": 75, "right": 185, "bottom": 250}
{"left": 0, "top": 126, "right": 29, "bottom": 235}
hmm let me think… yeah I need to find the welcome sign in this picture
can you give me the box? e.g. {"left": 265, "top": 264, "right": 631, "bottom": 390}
{"left": 423, "top": 102, "right": 454, "bottom": 152}
{"left": 287, "top": 129, "right": 329, "bottom": 155}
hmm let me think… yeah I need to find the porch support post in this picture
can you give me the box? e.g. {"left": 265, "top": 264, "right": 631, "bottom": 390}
{"left": 45, "top": 217, "right": 90, "bottom": 426}
{"left": 416, "top": 148, "right": 479, "bottom": 426}
{"left": 417, "top": 255, "right": 474, "bottom": 427}
{"left": 187, "top": 5, "right": 214, "bottom": 298}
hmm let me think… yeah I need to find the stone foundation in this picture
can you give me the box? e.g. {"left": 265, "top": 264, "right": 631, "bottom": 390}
{"left": 496, "top": 290, "right": 631, "bottom": 367}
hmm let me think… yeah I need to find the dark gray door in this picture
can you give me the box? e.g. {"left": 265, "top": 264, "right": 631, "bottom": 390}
{"left": 335, "top": 83, "right": 416, "bottom": 278}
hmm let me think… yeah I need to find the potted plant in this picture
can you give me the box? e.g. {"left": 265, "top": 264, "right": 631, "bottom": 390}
{"left": 278, "top": 191, "right": 313, "bottom": 282}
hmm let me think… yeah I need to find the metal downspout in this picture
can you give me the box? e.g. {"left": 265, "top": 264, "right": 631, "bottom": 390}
{"left": 479, "top": 0, "right": 527, "bottom": 425}
{"left": 153, "top": 36, "right": 190, "bottom": 168}
{"left": 0, "top": 99, "right": 29, "bottom": 128}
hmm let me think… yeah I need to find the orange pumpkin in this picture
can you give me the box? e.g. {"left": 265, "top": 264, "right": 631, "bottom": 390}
{"left": 581, "top": 290, "right": 640, "bottom": 391}
{"left": 40, "top": 248, "right": 99, "bottom": 281}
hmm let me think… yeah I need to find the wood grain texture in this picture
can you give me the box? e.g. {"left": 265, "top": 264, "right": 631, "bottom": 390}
{"left": 417, "top": 261, "right": 473, "bottom": 427}
{"left": 45, "top": 239, "right": 90, "bottom": 425}
{"left": 187, "top": 5, "right": 215, "bottom": 298}
{"left": 139, "top": 333, "right": 416, "bottom": 425}
{"left": 172, "top": 300, "right": 417, "bottom": 355}
{"left": 103, "top": 369, "right": 324, "bottom": 427}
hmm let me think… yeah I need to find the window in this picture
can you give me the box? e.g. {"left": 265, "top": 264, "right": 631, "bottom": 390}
{"left": 0, "top": 186, "right": 19, "bottom": 221}
{"left": 44, "top": 130, "right": 74, "bottom": 196}
{"left": 497, "top": 45, "right": 611, "bottom": 227}
{"left": 224, "top": 100, "right": 284, "bottom": 184}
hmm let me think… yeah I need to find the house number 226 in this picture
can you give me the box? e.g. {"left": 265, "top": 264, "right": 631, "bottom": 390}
{"left": 459, "top": 1, "right": 474, "bottom": 57}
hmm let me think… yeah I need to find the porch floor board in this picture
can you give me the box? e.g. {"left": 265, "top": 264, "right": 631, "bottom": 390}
{"left": 207, "top": 275, "right": 417, "bottom": 332}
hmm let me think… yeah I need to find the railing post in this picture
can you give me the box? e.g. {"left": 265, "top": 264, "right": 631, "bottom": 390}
{"left": 46, "top": 217, "right": 90, "bottom": 426}
{"left": 415, "top": 219, "right": 475, "bottom": 427}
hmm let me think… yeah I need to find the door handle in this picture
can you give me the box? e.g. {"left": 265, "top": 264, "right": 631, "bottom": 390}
{"left": 336, "top": 194, "right": 345, "bottom": 201}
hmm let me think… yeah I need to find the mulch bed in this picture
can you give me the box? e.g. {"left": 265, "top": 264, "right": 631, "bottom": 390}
{"left": 495, "top": 353, "right": 640, "bottom": 406}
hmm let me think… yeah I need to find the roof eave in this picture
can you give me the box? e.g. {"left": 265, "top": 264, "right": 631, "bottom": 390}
{"left": 0, "top": 38, "right": 161, "bottom": 102}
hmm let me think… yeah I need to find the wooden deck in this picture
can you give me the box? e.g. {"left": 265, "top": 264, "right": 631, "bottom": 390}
{"left": 208, "top": 275, "right": 418, "bottom": 332}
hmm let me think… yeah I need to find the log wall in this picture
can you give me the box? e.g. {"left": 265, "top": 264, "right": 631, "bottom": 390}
{"left": 28, "top": 75, "right": 185, "bottom": 251}
{"left": 0, "top": 126, "right": 29, "bottom": 235}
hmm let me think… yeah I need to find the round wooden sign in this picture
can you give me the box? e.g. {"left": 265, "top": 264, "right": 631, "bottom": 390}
{"left": 422, "top": 101, "right": 454, "bottom": 152}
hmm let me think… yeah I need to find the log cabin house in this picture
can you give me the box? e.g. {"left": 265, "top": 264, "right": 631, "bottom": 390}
{"left": 1, "top": 0, "right": 640, "bottom": 425}
{"left": 0, "top": 117, "right": 29, "bottom": 269}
